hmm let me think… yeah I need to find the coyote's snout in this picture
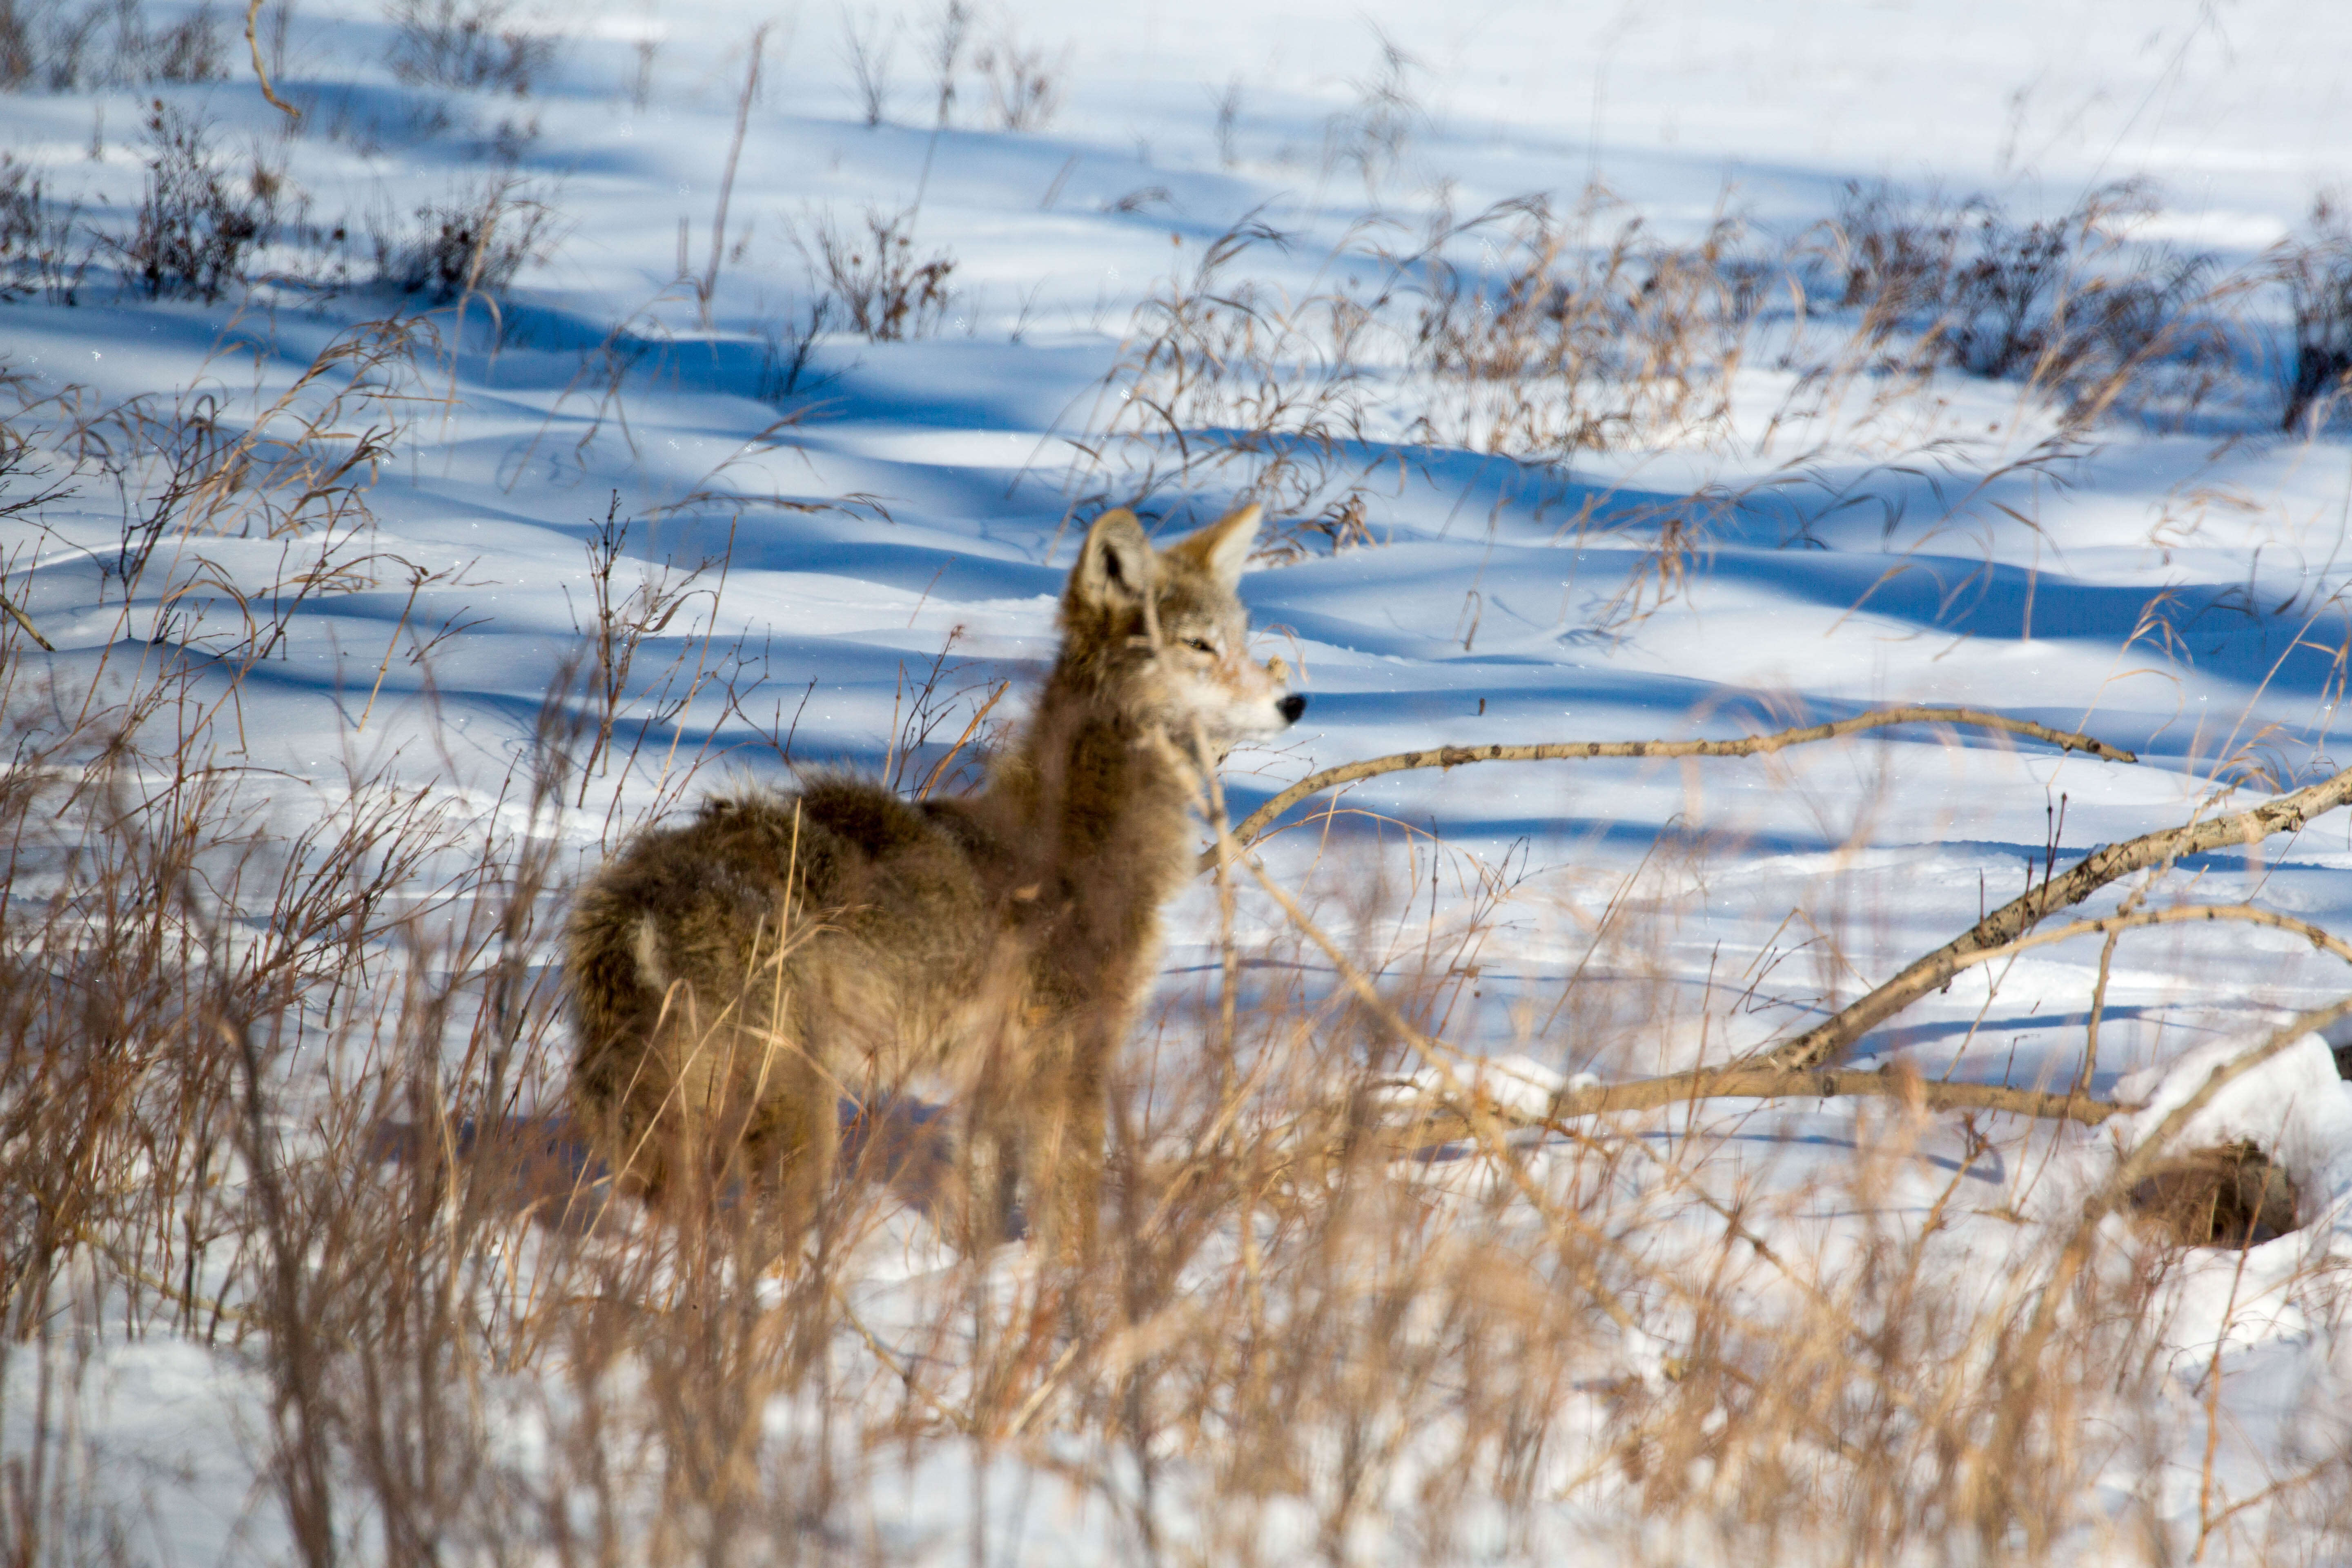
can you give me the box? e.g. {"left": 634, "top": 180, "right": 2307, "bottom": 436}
{"left": 565, "top": 503, "right": 1303, "bottom": 1250}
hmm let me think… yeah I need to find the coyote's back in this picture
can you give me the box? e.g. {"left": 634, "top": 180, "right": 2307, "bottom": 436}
{"left": 564, "top": 503, "right": 1305, "bottom": 1245}
{"left": 566, "top": 778, "right": 999, "bottom": 1197}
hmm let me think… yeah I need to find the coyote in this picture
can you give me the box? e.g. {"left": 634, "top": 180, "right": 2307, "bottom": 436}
{"left": 565, "top": 503, "right": 1305, "bottom": 1250}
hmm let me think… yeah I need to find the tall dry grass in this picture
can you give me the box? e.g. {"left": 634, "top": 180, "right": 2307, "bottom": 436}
{"left": 4, "top": 163, "right": 2352, "bottom": 1568}
{"left": 5, "top": 580, "right": 2347, "bottom": 1566}
{"left": 9, "top": 732, "right": 2345, "bottom": 1564}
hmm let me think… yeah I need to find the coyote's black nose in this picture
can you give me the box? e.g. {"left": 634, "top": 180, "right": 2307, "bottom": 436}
{"left": 1278, "top": 694, "right": 1307, "bottom": 724}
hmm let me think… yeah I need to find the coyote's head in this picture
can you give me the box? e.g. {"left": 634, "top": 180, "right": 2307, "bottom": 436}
{"left": 1058, "top": 503, "right": 1306, "bottom": 752}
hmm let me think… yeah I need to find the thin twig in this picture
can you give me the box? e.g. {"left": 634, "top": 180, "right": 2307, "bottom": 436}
{"left": 77, "top": 1229, "right": 258, "bottom": 1327}
{"left": 1217, "top": 706, "right": 2133, "bottom": 865}
{"left": 244, "top": 0, "right": 301, "bottom": 122}
{"left": 914, "top": 680, "right": 1007, "bottom": 800}
{"left": 355, "top": 568, "right": 426, "bottom": 733}
{"left": 1236, "top": 853, "right": 1640, "bottom": 1329}
{"left": 829, "top": 1280, "right": 969, "bottom": 1434}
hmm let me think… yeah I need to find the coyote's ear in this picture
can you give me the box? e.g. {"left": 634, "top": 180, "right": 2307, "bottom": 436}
{"left": 1171, "top": 502, "right": 1263, "bottom": 590}
{"left": 1071, "top": 508, "right": 1154, "bottom": 611}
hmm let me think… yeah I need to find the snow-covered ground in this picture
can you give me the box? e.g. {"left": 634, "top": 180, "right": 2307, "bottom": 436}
{"left": 5, "top": 0, "right": 2352, "bottom": 1561}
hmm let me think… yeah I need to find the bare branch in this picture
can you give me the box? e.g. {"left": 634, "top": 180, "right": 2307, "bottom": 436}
{"left": 1943, "top": 901, "right": 2352, "bottom": 979}
{"left": 1219, "top": 705, "right": 2134, "bottom": 865}
{"left": 1753, "top": 763, "right": 2352, "bottom": 1070}
{"left": 1499, "top": 1067, "right": 2121, "bottom": 1128}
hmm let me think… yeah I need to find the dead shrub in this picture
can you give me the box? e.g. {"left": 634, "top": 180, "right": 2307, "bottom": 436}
{"left": 920, "top": 0, "right": 968, "bottom": 130}
{"left": 1829, "top": 178, "right": 2227, "bottom": 423}
{"left": 0, "top": 151, "right": 93, "bottom": 304}
{"left": 373, "top": 177, "right": 557, "bottom": 303}
{"left": 1413, "top": 191, "right": 1762, "bottom": 455}
{"left": 384, "top": 0, "right": 554, "bottom": 95}
{"left": 0, "top": 0, "right": 223, "bottom": 90}
{"left": 144, "top": 0, "right": 222, "bottom": 81}
{"left": 0, "top": 0, "right": 29, "bottom": 83}
{"left": 1325, "top": 29, "right": 1421, "bottom": 201}
{"left": 839, "top": 4, "right": 895, "bottom": 127}
{"left": 972, "top": 23, "right": 1060, "bottom": 132}
{"left": 2276, "top": 196, "right": 2352, "bottom": 432}
{"left": 115, "top": 98, "right": 289, "bottom": 302}
{"left": 801, "top": 204, "right": 955, "bottom": 341}
{"left": 753, "top": 296, "right": 831, "bottom": 402}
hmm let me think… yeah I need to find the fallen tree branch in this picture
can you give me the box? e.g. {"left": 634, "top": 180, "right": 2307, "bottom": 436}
{"left": 1217, "top": 706, "right": 2133, "bottom": 866}
{"left": 1749, "top": 763, "right": 2352, "bottom": 1071}
{"left": 1544, "top": 1067, "right": 2120, "bottom": 1126}
{"left": 1933, "top": 900, "right": 2352, "bottom": 978}
{"left": 1401, "top": 906, "right": 2343, "bottom": 1140}
{"left": 1395, "top": 1066, "right": 2123, "bottom": 1134}
{"left": 1245, "top": 853, "right": 2127, "bottom": 1151}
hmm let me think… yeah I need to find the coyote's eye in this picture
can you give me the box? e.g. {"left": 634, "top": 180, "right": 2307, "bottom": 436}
{"left": 1183, "top": 637, "right": 1216, "bottom": 655}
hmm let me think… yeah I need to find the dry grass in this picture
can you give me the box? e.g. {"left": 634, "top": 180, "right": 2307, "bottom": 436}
{"left": 1411, "top": 190, "right": 1762, "bottom": 457}
{"left": 3, "top": 497, "right": 2346, "bottom": 1566}
{"left": 5, "top": 636, "right": 2344, "bottom": 1563}
{"left": 0, "top": 0, "right": 226, "bottom": 93}
{"left": 383, "top": 0, "right": 554, "bottom": 96}
{"left": 971, "top": 18, "right": 1061, "bottom": 134}
{"left": 1069, "top": 174, "right": 2267, "bottom": 570}
{"left": 4, "top": 153, "right": 2352, "bottom": 1568}
{"left": 2275, "top": 197, "right": 2352, "bottom": 432}
{"left": 798, "top": 205, "right": 957, "bottom": 343}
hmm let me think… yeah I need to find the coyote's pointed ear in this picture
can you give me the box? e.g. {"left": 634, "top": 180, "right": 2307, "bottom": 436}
{"left": 1170, "top": 502, "right": 1263, "bottom": 590}
{"left": 1071, "top": 508, "right": 1154, "bottom": 611}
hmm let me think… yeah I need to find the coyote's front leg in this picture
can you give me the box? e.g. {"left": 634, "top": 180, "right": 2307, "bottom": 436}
{"left": 1017, "top": 1012, "right": 1114, "bottom": 1266}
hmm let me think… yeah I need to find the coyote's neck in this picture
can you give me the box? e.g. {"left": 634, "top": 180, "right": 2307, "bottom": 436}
{"left": 988, "top": 676, "right": 1200, "bottom": 1013}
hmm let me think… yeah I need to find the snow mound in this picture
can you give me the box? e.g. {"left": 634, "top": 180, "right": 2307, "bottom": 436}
{"left": 2113, "top": 1031, "right": 2352, "bottom": 1243}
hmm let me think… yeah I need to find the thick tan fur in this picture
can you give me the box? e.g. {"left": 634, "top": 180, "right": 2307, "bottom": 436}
{"left": 564, "top": 504, "right": 1303, "bottom": 1250}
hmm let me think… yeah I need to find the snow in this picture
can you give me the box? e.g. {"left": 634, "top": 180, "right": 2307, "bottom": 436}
{"left": 6, "top": 0, "right": 2352, "bottom": 1560}
{"left": 2114, "top": 1033, "right": 2352, "bottom": 1243}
